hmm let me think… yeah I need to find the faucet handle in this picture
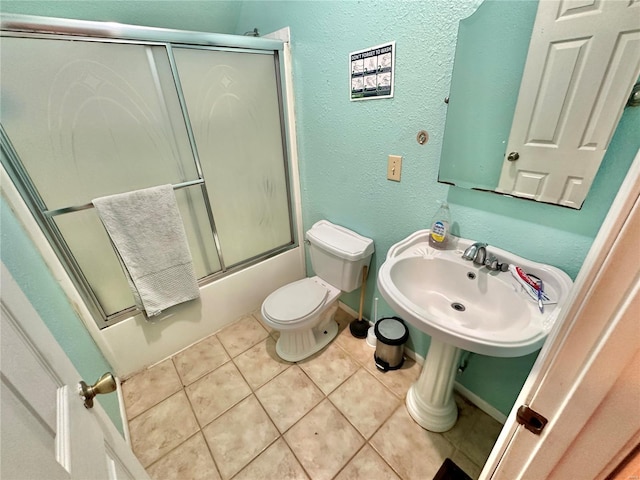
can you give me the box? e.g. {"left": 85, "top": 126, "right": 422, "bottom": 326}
{"left": 485, "top": 256, "right": 509, "bottom": 272}
{"left": 485, "top": 255, "right": 499, "bottom": 270}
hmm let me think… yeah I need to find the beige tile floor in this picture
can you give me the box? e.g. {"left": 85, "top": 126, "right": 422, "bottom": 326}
{"left": 122, "top": 308, "right": 502, "bottom": 480}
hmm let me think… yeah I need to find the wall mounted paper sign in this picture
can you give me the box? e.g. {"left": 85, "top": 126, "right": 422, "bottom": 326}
{"left": 350, "top": 41, "right": 395, "bottom": 101}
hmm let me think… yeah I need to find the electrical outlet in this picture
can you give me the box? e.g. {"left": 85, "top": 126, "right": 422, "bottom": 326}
{"left": 387, "top": 155, "right": 402, "bottom": 182}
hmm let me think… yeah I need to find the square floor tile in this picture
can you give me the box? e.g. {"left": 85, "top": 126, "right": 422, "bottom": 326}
{"left": 363, "top": 356, "right": 421, "bottom": 398}
{"left": 329, "top": 368, "right": 400, "bottom": 439}
{"left": 122, "top": 303, "right": 500, "bottom": 480}
{"left": 173, "top": 334, "right": 229, "bottom": 386}
{"left": 298, "top": 343, "right": 360, "bottom": 395}
{"left": 234, "top": 336, "right": 291, "bottom": 389}
{"left": 217, "top": 314, "right": 269, "bottom": 358}
{"left": 146, "top": 433, "right": 220, "bottom": 480}
{"left": 185, "top": 361, "right": 251, "bottom": 427}
{"left": 451, "top": 448, "right": 482, "bottom": 480}
{"left": 334, "top": 444, "right": 400, "bottom": 480}
{"left": 370, "top": 406, "right": 455, "bottom": 480}
{"left": 335, "top": 326, "right": 377, "bottom": 368}
{"left": 233, "top": 438, "right": 309, "bottom": 480}
{"left": 122, "top": 359, "right": 182, "bottom": 420}
{"left": 443, "top": 394, "right": 481, "bottom": 449}
{"left": 202, "top": 395, "right": 279, "bottom": 480}
{"left": 251, "top": 310, "right": 279, "bottom": 340}
{"left": 284, "top": 400, "right": 364, "bottom": 480}
{"left": 256, "top": 366, "right": 324, "bottom": 433}
{"left": 456, "top": 408, "right": 503, "bottom": 466}
{"left": 129, "top": 391, "right": 200, "bottom": 468}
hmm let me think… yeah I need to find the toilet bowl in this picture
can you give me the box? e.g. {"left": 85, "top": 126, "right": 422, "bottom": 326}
{"left": 261, "top": 220, "right": 374, "bottom": 362}
{"left": 261, "top": 277, "right": 341, "bottom": 362}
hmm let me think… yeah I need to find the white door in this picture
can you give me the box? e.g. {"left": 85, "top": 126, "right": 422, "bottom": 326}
{"left": 0, "top": 263, "right": 151, "bottom": 480}
{"left": 496, "top": 0, "right": 640, "bottom": 208}
{"left": 484, "top": 150, "right": 640, "bottom": 479}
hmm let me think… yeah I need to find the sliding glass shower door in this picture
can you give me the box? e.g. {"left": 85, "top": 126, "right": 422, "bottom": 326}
{"left": 173, "top": 47, "right": 292, "bottom": 268}
{"left": 0, "top": 25, "right": 294, "bottom": 327}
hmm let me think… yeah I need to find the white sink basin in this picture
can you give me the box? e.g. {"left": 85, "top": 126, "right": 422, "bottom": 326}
{"left": 378, "top": 230, "right": 573, "bottom": 358}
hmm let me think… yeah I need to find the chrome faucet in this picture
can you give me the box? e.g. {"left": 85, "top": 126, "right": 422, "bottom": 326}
{"left": 462, "top": 242, "right": 487, "bottom": 265}
{"left": 462, "top": 242, "right": 508, "bottom": 272}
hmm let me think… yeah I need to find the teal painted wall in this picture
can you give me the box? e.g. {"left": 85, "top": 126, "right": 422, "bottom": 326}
{"left": 0, "top": 0, "right": 242, "bottom": 34}
{"left": 235, "top": 1, "right": 640, "bottom": 415}
{"left": 2, "top": 0, "right": 638, "bottom": 417}
{"left": 1, "top": 197, "right": 123, "bottom": 433}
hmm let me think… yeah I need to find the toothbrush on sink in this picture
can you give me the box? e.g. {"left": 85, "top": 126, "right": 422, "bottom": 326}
{"left": 537, "top": 279, "right": 544, "bottom": 314}
{"left": 508, "top": 265, "right": 550, "bottom": 307}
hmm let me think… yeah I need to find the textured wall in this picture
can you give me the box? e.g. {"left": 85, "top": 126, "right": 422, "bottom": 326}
{"left": 0, "top": 198, "right": 123, "bottom": 432}
{"left": 2, "top": 0, "right": 638, "bottom": 417}
{"left": 0, "top": 0, "right": 243, "bottom": 33}
{"left": 235, "top": 0, "right": 640, "bottom": 415}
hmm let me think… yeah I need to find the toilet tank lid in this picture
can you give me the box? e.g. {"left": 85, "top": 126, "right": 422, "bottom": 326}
{"left": 306, "top": 220, "right": 374, "bottom": 261}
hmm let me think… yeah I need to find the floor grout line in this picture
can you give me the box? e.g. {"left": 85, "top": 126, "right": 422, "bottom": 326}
{"left": 279, "top": 430, "right": 314, "bottom": 480}
{"left": 170, "top": 362, "right": 225, "bottom": 480}
{"left": 124, "top": 309, "right": 498, "bottom": 480}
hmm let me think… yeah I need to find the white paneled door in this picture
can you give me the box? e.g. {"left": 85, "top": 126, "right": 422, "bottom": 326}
{"left": 497, "top": 0, "right": 640, "bottom": 208}
{"left": 0, "top": 264, "right": 150, "bottom": 480}
{"left": 485, "top": 151, "right": 640, "bottom": 479}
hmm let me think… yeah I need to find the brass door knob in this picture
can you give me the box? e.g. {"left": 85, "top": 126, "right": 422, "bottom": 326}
{"left": 79, "top": 372, "right": 116, "bottom": 409}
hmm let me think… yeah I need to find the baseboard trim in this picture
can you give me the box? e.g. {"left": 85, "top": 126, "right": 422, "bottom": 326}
{"left": 338, "top": 301, "right": 371, "bottom": 324}
{"left": 453, "top": 382, "right": 507, "bottom": 424}
{"left": 402, "top": 346, "right": 424, "bottom": 365}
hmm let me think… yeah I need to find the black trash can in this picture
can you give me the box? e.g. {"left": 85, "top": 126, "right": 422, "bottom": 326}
{"left": 374, "top": 317, "right": 409, "bottom": 372}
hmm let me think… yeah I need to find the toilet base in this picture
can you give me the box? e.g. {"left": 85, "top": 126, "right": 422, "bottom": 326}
{"left": 275, "top": 318, "right": 339, "bottom": 362}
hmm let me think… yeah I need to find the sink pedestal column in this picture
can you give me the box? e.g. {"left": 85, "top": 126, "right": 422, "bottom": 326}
{"left": 406, "top": 338, "right": 461, "bottom": 432}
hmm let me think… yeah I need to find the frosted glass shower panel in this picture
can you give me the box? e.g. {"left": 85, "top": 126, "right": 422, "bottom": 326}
{"left": 53, "top": 209, "right": 135, "bottom": 317}
{"left": 173, "top": 186, "right": 222, "bottom": 277}
{"left": 54, "top": 185, "right": 220, "bottom": 317}
{"left": 0, "top": 37, "right": 197, "bottom": 210}
{"left": 173, "top": 48, "right": 293, "bottom": 266}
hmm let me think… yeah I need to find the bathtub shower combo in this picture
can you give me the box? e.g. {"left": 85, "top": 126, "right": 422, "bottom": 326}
{"left": 1, "top": 15, "right": 302, "bottom": 374}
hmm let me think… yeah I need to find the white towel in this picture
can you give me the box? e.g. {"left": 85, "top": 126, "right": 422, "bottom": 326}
{"left": 93, "top": 185, "right": 200, "bottom": 317}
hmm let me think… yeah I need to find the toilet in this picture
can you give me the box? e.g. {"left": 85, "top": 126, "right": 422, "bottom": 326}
{"left": 261, "top": 220, "right": 374, "bottom": 362}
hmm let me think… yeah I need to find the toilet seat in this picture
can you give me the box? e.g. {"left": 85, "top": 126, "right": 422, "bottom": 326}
{"left": 263, "top": 278, "right": 328, "bottom": 325}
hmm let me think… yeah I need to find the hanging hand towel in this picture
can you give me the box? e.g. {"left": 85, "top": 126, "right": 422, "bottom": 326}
{"left": 93, "top": 185, "right": 200, "bottom": 318}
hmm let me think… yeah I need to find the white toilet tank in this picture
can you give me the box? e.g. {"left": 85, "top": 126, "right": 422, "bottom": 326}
{"left": 305, "top": 220, "right": 374, "bottom": 292}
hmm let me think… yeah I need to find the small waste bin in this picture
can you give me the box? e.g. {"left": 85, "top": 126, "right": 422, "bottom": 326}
{"left": 374, "top": 317, "right": 408, "bottom": 372}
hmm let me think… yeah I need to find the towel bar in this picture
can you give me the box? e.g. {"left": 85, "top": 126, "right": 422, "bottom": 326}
{"left": 43, "top": 179, "right": 204, "bottom": 217}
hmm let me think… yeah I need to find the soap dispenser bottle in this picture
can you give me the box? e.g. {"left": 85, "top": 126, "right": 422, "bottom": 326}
{"left": 429, "top": 201, "right": 451, "bottom": 249}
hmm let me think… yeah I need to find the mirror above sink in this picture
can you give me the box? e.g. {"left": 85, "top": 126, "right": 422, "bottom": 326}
{"left": 438, "top": 0, "right": 537, "bottom": 193}
{"left": 439, "top": 0, "right": 640, "bottom": 209}
{"left": 377, "top": 230, "right": 572, "bottom": 432}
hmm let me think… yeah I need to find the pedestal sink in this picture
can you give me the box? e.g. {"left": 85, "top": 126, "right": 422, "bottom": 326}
{"left": 377, "top": 231, "right": 572, "bottom": 432}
